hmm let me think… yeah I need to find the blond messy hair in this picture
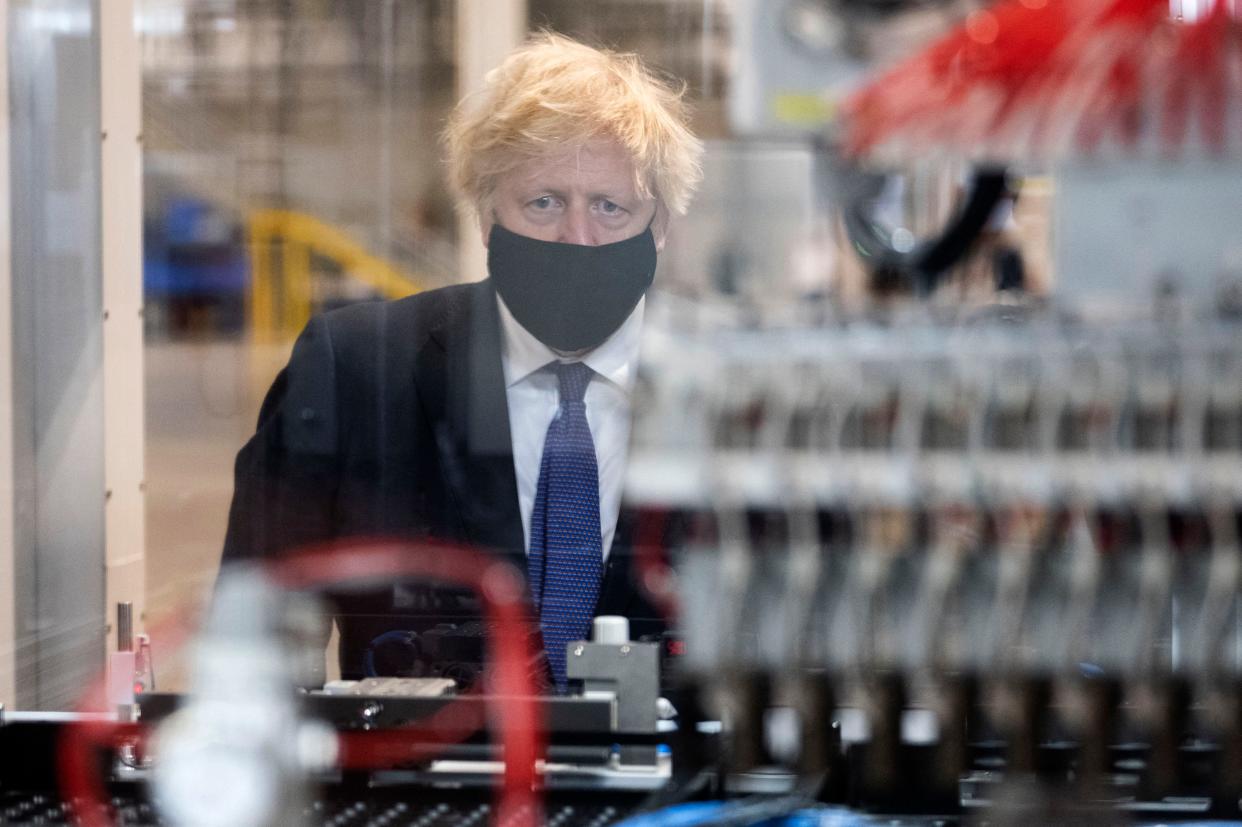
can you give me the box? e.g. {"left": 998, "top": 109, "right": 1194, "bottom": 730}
{"left": 443, "top": 32, "right": 704, "bottom": 220}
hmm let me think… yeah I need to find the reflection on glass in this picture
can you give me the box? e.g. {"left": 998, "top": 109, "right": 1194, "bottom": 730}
{"left": 141, "top": 1, "right": 458, "bottom": 690}
{"left": 9, "top": 0, "right": 106, "bottom": 710}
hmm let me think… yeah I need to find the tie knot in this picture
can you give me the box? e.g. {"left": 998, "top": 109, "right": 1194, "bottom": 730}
{"left": 554, "top": 361, "right": 593, "bottom": 405}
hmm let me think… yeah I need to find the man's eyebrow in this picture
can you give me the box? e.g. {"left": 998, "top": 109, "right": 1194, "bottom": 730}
{"left": 586, "top": 190, "right": 636, "bottom": 204}
{"left": 518, "top": 187, "right": 635, "bottom": 204}
{"left": 520, "top": 186, "right": 567, "bottom": 198}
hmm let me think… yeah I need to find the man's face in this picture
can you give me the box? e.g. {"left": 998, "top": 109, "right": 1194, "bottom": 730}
{"left": 482, "top": 137, "right": 667, "bottom": 251}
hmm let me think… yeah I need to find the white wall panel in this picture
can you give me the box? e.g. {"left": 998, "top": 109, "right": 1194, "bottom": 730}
{"left": 100, "top": 0, "right": 145, "bottom": 652}
{"left": 454, "top": 0, "right": 527, "bottom": 283}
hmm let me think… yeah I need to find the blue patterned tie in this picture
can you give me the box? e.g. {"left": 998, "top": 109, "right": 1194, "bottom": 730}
{"left": 527, "top": 361, "right": 603, "bottom": 690}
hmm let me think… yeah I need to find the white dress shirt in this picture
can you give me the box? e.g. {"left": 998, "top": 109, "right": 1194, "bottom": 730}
{"left": 496, "top": 294, "right": 644, "bottom": 562}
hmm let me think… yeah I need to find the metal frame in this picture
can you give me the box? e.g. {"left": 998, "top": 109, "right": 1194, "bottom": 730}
{"left": 100, "top": 0, "right": 146, "bottom": 659}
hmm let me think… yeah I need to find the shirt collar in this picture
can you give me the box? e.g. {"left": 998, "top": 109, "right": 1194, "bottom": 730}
{"left": 496, "top": 292, "right": 645, "bottom": 392}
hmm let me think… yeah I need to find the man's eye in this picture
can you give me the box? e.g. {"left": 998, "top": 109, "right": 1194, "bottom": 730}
{"left": 598, "top": 200, "right": 624, "bottom": 215}
{"left": 529, "top": 196, "right": 558, "bottom": 210}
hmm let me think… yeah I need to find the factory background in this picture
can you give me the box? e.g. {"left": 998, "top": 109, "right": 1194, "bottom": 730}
{"left": 5, "top": 0, "right": 1007, "bottom": 705}
{"left": 4, "top": 5, "right": 1242, "bottom": 820}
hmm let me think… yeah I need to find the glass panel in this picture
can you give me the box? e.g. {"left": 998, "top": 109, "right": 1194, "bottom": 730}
{"left": 140, "top": 0, "right": 458, "bottom": 689}
{"left": 13, "top": 0, "right": 1242, "bottom": 820}
{"left": 135, "top": 0, "right": 1062, "bottom": 696}
{"left": 8, "top": 0, "right": 106, "bottom": 711}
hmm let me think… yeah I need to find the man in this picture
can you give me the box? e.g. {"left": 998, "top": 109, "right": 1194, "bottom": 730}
{"left": 222, "top": 33, "right": 703, "bottom": 688}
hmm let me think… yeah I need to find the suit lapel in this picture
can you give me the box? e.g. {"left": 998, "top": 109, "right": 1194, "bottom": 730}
{"left": 418, "top": 281, "right": 525, "bottom": 569}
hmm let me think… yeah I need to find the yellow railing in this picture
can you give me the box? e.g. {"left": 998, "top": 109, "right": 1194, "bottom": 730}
{"left": 247, "top": 208, "right": 424, "bottom": 341}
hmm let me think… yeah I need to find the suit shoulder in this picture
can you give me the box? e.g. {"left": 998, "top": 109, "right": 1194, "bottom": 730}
{"left": 317, "top": 281, "right": 484, "bottom": 351}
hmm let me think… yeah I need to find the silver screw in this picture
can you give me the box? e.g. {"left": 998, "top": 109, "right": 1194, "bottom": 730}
{"left": 620, "top": 645, "right": 631, "bottom": 656}
{"left": 573, "top": 645, "right": 585, "bottom": 657}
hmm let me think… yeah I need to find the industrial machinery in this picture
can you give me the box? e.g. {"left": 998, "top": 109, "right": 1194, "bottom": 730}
{"left": 625, "top": 293, "right": 1242, "bottom": 822}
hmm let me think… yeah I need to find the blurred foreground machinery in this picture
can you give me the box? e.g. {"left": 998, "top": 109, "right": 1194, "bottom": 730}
{"left": 624, "top": 294, "right": 1242, "bottom": 821}
{"left": 6, "top": 299, "right": 1241, "bottom": 827}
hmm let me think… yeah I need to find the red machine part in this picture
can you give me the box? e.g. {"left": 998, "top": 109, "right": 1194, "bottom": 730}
{"left": 844, "top": 0, "right": 1242, "bottom": 160}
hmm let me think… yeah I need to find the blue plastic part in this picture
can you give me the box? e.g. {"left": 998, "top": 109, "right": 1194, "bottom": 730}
{"left": 616, "top": 803, "right": 1242, "bottom": 827}
{"left": 609, "top": 803, "right": 878, "bottom": 827}
{"left": 763, "top": 809, "right": 874, "bottom": 826}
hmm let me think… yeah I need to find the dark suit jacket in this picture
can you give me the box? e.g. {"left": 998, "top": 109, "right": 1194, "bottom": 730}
{"left": 221, "top": 279, "right": 662, "bottom": 679}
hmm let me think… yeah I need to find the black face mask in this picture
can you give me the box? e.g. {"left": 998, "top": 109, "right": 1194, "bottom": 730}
{"left": 487, "top": 222, "right": 657, "bottom": 352}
